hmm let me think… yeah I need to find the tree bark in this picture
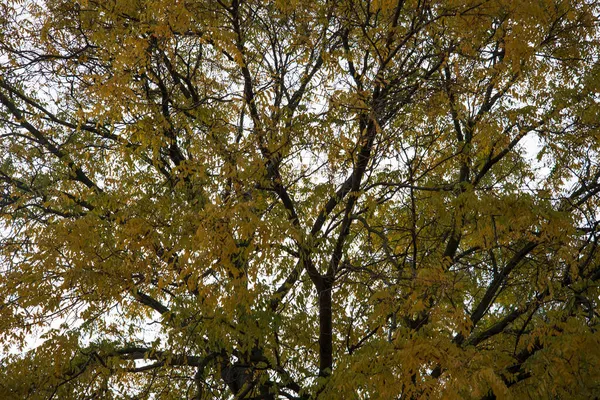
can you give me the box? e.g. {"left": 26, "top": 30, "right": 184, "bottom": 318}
{"left": 318, "top": 279, "right": 333, "bottom": 377}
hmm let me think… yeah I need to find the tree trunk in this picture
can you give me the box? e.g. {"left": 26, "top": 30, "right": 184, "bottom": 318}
{"left": 318, "top": 280, "right": 333, "bottom": 377}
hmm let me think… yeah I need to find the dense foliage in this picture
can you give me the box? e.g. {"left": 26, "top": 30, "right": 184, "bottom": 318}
{"left": 1, "top": 0, "right": 600, "bottom": 398}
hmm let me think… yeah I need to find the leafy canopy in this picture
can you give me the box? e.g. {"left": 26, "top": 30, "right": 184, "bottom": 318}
{"left": 1, "top": 0, "right": 600, "bottom": 398}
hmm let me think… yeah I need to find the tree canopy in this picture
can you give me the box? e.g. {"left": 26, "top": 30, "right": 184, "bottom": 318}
{"left": 1, "top": 0, "right": 600, "bottom": 398}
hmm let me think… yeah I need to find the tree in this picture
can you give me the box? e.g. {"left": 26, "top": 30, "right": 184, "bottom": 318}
{"left": 1, "top": 0, "right": 600, "bottom": 398}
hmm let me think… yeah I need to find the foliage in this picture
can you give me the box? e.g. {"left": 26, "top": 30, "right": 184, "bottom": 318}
{"left": 1, "top": 0, "right": 600, "bottom": 398}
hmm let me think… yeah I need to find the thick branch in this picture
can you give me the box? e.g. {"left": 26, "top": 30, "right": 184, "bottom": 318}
{"left": 470, "top": 241, "right": 538, "bottom": 327}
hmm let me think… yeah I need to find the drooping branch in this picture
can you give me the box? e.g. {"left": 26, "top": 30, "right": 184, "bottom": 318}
{"left": 0, "top": 85, "right": 102, "bottom": 193}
